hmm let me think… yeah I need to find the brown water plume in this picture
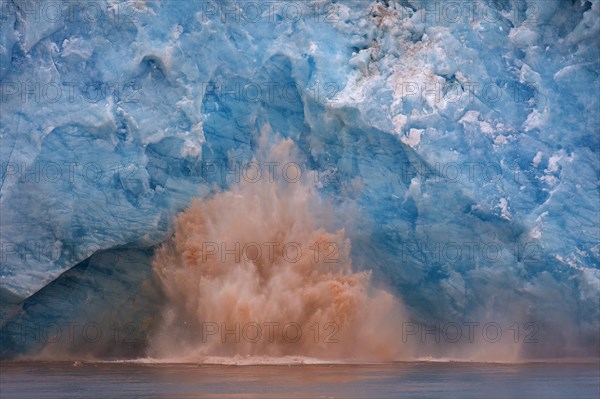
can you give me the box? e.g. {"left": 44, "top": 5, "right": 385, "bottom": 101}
{"left": 148, "top": 134, "right": 406, "bottom": 362}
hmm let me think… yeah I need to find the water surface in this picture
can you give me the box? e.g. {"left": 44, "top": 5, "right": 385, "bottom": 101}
{"left": 1, "top": 361, "right": 598, "bottom": 398}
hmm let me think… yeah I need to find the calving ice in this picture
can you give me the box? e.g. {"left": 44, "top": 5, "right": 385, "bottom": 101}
{"left": 0, "top": 0, "right": 597, "bottom": 372}
{"left": 149, "top": 136, "right": 406, "bottom": 361}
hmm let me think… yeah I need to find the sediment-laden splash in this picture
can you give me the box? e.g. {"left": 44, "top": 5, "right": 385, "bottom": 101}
{"left": 148, "top": 135, "right": 405, "bottom": 361}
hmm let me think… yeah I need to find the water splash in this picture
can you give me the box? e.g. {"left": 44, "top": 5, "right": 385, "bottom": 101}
{"left": 148, "top": 134, "right": 406, "bottom": 362}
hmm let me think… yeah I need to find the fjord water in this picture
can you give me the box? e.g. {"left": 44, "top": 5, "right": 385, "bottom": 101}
{"left": 1, "top": 361, "right": 598, "bottom": 399}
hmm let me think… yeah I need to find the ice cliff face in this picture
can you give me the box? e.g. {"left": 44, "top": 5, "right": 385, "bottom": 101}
{"left": 0, "top": 0, "right": 598, "bottom": 359}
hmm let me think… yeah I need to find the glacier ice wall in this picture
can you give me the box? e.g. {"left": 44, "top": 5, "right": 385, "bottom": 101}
{"left": 0, "top": 0, "right": 598, "bottom": 359}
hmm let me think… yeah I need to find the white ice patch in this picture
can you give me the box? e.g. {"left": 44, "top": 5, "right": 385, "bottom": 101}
{"left": 392, "top": 114, "right": 408, "bottom": 134}
{"left": 171, "top": 25, "right": 183, "bottom": 40}
{"left": 181, "top": 138, "right": 202, "bottom": 158}
{"left": 61, "top": 37, "right": 93, "bottom": 60}
{"left": 546, "top": 153, "right": 562, "bottom": 173}
{"left": 508, "top": 26, "right": 540, "bottom": 48}
{"left": 498, "top": 197, "right": 511, "bottom": 220}
{"left": 400, "top": 128, "right": 424, "bottom": 148}
{"left": 459, "top": 110, "right": 481, "bottom": 125}
{"left": 532, "top": 151, "right": 543, "bottom": 167}
{"left": 523, "top": 108, "right": 549, "bottom": 132}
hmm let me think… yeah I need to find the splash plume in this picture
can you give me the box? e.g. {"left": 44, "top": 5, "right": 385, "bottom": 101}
{"left": 148, "top": 134, "right": 405, "bottom": 362}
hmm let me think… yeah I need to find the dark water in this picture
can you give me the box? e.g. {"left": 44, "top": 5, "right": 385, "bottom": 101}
{"left": 1, "top": 361, "right": 598, "bottom": 399}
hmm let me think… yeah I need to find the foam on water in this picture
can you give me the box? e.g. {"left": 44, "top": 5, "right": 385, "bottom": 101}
{"left": 101, "top": 355, "right": 345, "bottom": 366}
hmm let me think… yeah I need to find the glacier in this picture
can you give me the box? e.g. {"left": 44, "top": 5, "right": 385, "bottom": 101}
{"left": 0, "top": 0, "right": 598, "bottom": 360}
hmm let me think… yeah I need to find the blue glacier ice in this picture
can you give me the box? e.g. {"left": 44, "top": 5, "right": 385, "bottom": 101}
{"left": 0, "top": 0, "right": 598, "bottom": 359}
